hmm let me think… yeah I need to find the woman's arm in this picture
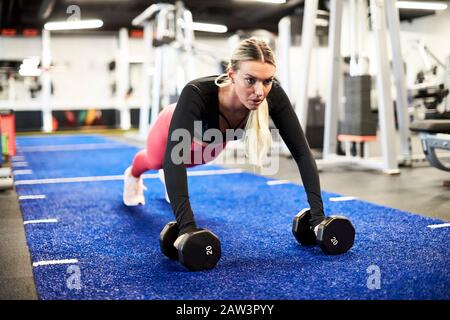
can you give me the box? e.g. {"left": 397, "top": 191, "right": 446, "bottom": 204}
{"left": 268, "top": 83, "right": 325, "bottom": 227}
{"left": 163, "top": 84, "right": 205, "bottom": 235}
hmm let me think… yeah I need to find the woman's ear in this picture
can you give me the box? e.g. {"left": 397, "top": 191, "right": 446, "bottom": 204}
{"left": 227, "top": 69, "right": 235, "bottom": 84}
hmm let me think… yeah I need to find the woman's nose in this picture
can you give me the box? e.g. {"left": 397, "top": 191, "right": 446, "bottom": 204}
{"left": 254, "top": 82, "right": 264, "bottom": 96}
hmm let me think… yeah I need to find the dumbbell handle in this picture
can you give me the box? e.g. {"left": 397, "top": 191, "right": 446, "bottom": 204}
{"left": 174, "top": 233, "right": 189, "bottom": 250}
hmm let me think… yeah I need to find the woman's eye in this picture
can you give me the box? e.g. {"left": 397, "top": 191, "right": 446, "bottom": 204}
{"left": 263, "top": 79, "right": 273, "bottom": 86}
{"left": 245, "top": 78, "right": 255, "bottom": 85}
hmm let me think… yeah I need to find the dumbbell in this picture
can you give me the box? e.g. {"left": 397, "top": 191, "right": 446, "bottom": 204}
{"left": 292, "top": 208, "right": 355, "bottom": 255}
{"left": 159, "top": 221, "right": 221, "bottom": 271}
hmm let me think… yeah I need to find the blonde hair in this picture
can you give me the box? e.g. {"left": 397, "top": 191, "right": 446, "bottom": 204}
{"left": 215, "top": 37, "right": 275, "bottom": 167}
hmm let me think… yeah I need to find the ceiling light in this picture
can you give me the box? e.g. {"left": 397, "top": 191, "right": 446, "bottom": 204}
{"left": 44, "top": 19, "right": 103, "bottom": 31}
{"left": 396, "top": 1, "right": 448, "bottom": 10}
{"left": 237, "top": 0, "right": 286, "bottom": 3}
{"left": 182, "top": 22, "right": 228, "bottom": 33}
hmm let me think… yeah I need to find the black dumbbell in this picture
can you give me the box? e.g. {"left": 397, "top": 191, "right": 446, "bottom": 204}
{"left": 292, "top": 208, "right": 355, "bottom": 255}
{"left": 159, "top": 221, "right": 221, "bottom": 271}
{"left": 292, "top": 208, "right": 317, "bottom": 245}
{"left": 159, "top": 221, "right": 180, "bottom": 261}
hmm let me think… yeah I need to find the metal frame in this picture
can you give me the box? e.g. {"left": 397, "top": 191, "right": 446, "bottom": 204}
{"left": 117, "top": 28, "right": 131, "bottom": 130}
{"left": 318, "top": 0, "right": 411, "bottom": 174}
{"left": 385, "top": 0, "right": 412, "bottom": 164}
{"left": 323, "top": 0, "right": 343, "bottom": 159}
{"left": 139, "top": 22, "right": 154, "bottom": 139}
{"left": 133, "top": 2, "right": 194, "bottom": 139}
{"left": 1, "top": 2, "right": 195, "bottom": 134}
{"left": 41, "top": 29, "right": 52, "bottom": 133}
{"left": 420, "top": 133, "right": 450, "bottom": 171}
{"left": 369, "top": 0, "right": 398, "bottom": 173}
{"left": 277, "top": 16, "right": 292, "bottom": 99}
{"left": 295, "top": 0, "right": 319, "bottom": 130}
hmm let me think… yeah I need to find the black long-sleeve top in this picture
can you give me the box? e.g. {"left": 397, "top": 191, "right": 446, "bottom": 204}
{"left": 163, "top": 76, "right": 325, "bottom": 234}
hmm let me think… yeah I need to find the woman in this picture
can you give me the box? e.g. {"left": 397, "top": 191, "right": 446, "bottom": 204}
{"left": 123, "top": 37, "right": 325, "bottom": 240}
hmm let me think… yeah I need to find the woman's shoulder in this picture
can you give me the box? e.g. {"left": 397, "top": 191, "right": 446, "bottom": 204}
{"left": 267, "top": 78, "right": 289, "bottom": 101}
{"left": 269, "top": 78, "right": 284, "bottom": 93}
{"left": 186, "top": 75, "right": 219, "bottom": 93}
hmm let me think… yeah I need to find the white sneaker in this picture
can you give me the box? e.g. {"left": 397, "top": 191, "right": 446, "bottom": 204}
{"left": 158, "top": 169, "right": 170, "bottom": 204}
{"left": 123, "top": 166, "right": 147, "bottom": 206}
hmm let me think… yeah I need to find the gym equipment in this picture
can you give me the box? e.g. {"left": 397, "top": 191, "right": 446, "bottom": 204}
{"left": 132, "top": 2, "right": 195, "bottom": 140}
{"left": 0, "top": 175, "right": 13, "bottom": 190}
{"left": 293, "top": 208, "right": 355, "bottom": 255}
{"left": 159, "top": 221, "right": 179, "bottom": 261}
{"left": 0, "top": 117, "right": 2, "bottom": 166}
{"left": 0, "top": 167, "right": 11, "bottom": 178}
{"left": 305, "top": 96, "right": 325, "bottom": 149}
{"left": 160, "top": 221, "right": 221, "bottom": 271}
{"left": 0, "top": 109, "right": 15, "bottom": 191}
{"left": 0, "top": 109, "right": 16, "bottom": 156}
{"left": 340, "top": 75, "right": 377, "bottom": 136}
{"left": 292, "top": 208, "right": 317, "bottom": 246}
{"left": 316, "top": 216, "right": 355, "bottom": 255}
{"left": 410, "top": 120, "right": 450, "bottom": 172}
{"left": 0, "top": 167, "right": 13, "bottom": 191}
{"left": 286, "top": 0, "right": 411, "bottom": 173}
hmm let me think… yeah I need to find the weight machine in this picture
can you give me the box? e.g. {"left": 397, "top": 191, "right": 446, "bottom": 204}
{"left": 285, "top": 0, "right": 412, "bottom": 174}
{"left": 132, "top": 1, "right": 195, "bottom": 140}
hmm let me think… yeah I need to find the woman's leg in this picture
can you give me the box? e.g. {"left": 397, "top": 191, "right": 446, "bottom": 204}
{"left": 130, "top": 104, "right": 176, "bottom": 177}
{"left": 124, "top": 104, "right": 176, "bottom": 206}
{"left": 126, "top": 102, "right": 229, "bottom": 205}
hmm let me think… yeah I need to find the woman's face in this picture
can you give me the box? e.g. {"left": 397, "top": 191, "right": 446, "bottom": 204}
{"left": 228, "top": 60, "right": 276, "bottom": 111}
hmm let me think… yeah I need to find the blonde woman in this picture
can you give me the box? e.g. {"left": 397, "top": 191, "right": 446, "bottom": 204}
{"left": 123, "top": 38, "right": 325, "bottom": 265}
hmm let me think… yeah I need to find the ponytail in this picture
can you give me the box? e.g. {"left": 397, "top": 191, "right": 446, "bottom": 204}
{"left": 243, "top": 99, "right": 272, "bottom": 167}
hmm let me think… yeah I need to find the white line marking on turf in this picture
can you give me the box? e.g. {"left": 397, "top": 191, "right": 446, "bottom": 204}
{"left": 267, "top": 180, "right": 291, "bottom": 185}
{"left": 186, "top": 168, "right": 243, "bottom": 176}
{"left": 427, "top": 223, "right": 450, "bottom": 229}
{"left": 18, "top": 143, "right": 129, "bottom": 152}
{"left": 14, "top": 168, "right": 244, "bottom": 185}
{"left": 13, "top": 169, "right": 33, "bottom": 175}
{"left": 18, "top": 195, "right": 46, "bottom": 200}
{"left": 12, "top": 156, "right": 26, "bottom": 162}
{"left": 329, "top": 196, "right": 358, "bottom": 202}
{"left": 24, "top": 219, "right": 58, "bottom": 225}
{"left": 16, "top": 175, "right": 128, "bottom": 185}
{"left": 12, "top": 162, "right": 29, "bottom": 167}
{"left": 33, "top": 259, "right": 78, "bottom": 267}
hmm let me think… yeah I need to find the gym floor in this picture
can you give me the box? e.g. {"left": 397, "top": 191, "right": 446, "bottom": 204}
{"left": 0, "top": 131, "right": 448, "bottom": 300}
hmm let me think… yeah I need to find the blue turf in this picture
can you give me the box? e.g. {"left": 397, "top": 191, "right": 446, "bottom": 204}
{"left": 15, "top": 134, "right": 118, "bottom": 147}
{"left": 13, "top": 135, "right": 450, "bottom": 300}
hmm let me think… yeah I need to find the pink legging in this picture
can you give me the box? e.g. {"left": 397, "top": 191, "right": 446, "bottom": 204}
{"left": 131, "top": 104, "right": 227, "bottom": 177}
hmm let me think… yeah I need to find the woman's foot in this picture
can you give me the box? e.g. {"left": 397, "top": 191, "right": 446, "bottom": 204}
{"left": 123, "top": 166, "right": 146, "bottom": 206}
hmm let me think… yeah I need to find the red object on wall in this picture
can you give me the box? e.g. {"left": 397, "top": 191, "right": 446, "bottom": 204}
{"left": 130, "top": 29, "right": 143, "bottom": 38}
{"left": 0, "top": 110, "right": 16, "bottom": 156}
{"left": 23, "top": 29, "right": 39, "bottom": 37}
{"left": 1, "top": 29, "right": 17, "bottom": 36}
